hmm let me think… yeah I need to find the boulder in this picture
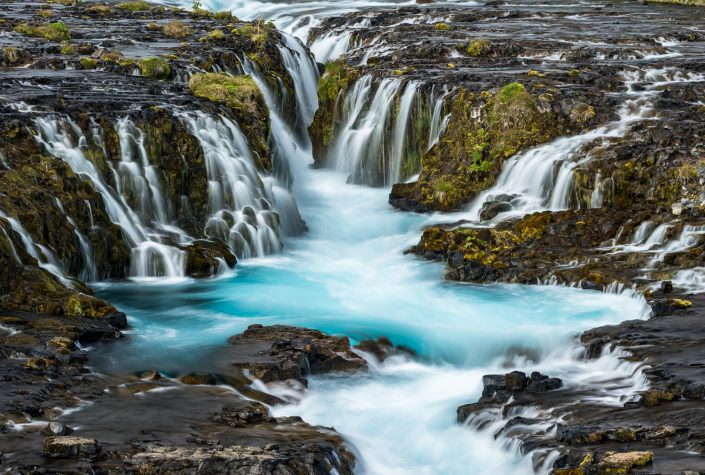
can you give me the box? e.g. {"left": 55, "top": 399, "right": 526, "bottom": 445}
{"left": 44, "top": 436, "right": 100, "bottom": 458}
{"left": 221, "top": 324, "right": 367, "bottom": 384}
{"left": 181, "top": 372, "right": 218, "bottom": 385}
{"left": 355, "top": 336, "right": 416, "bottom": 362}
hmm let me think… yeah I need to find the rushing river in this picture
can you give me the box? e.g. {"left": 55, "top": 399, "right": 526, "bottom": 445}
{"left": 86, "top": 0, "right": 658, "bottom": 473}
{"left": 94, "top": 169, "right": 648, "bottom": 474}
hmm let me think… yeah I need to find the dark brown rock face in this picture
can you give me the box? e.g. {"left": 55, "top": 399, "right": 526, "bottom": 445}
{"left": 222, "top": 324, "right": 368, "bottom": 385}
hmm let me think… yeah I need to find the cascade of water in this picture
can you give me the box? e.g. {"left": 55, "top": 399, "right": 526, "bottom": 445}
{"left": 0, "top": 209, "right": 74, "bottom": 287}
{"left": 589, "top": 172, "right": 603, "bottom": 208}
{"left": 465, "top": 67, "right": 705, "bottom": 223}
{"left": 180, "top": 111, "right": 292, "bottom": 257}
{"left": 53, "top": 197, "right": 98, "bottom": 282}
{"left": 388, "top": 81, "right": 419, "bottom": 186}
{"left": 33, "top": 116, "right": 187, "bottom": 280}
{"left": 649, "top": 224, "right": 705, "bottom": 267}
{"left": 116, "top": 118, "right": 171, "bottom": 227}
{"left": 330, "top": 77, "right": 401, "bottom": 185}
{"left": 427, "top": 86, "right": 452, "bottom": 152}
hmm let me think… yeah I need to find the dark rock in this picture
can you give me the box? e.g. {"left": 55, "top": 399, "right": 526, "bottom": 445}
{"left": 457, "top": 402, "right": 498, "bottom": 423}
{"left": 42, "top": 422, "right": 73, "bottom": 436}
{"left": 181, "top": 373, "right": 218, "bottom": 385}
{"left": 661, "top": 280, "right": 674, "bottom": 293}
{"left": 220, "top": 324, "right": 367, "bottom": 384}
{"left": 479, "top": 200, "right": 513, "bottom": 221}
{"left": 504, "top": 371, "right": 527, "bottom": 391}
{"left": 355, "top": 336, "right": 416, "bottom": 362}
{"left": 106, "top": 311, "right": 128, "bottom": 329}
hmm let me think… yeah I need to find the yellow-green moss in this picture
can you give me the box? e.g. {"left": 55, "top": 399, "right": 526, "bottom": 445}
{"left": 15, "top": 21, "right": 71, "bottom": 41}
{"left": 231, "top": 22, "right": 272, "bottom": 48}
{"left": 60, "top": 42, "right": 77, "bottom": 55}
{"left": 188, "top": 72, "right": 263, "bottom": 115}
{"left": 138, "top": 57, "right": 171, "bottom": 79}
{"left": 466, "top": 39, "right": 491, "bottom": 57}
{"left": 199, "top": 28, "right": 226, "bottom": 42}
{"left": 435, "top": 22, "right": 450, "bottom": 30}
{"left": 2, "top": 46, "right": 20, "bottom": 64}
{"left": 163, "top": 20, "right": 192, "bottom": 38}
{"left": 79, "top": 57, "right": 98, "bottom": 69}
{"left": 117, "top": 0, "right": 152, "bottom": 11}
{"left": 38, "top": 9, "right": 54, "bottom": 18}
{"left": 670, "top": 298, "right": 693, "bottom": 309}
{"left": 63, "top": 295, "right": 84, "bottom": 318}
{"left": 86, "top": 3, "right": 112, "bottom": 14}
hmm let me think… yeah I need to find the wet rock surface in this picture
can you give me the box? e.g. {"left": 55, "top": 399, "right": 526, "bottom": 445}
{"left": 217, "top": 324, "right": 368, "bottom": 385}
{"left": 1, "top": 322, "right": 361, "bottom": 473}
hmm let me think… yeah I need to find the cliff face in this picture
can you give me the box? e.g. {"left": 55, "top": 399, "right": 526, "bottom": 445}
{"left": 0, "top": 0, "right": 313, "bottom": 316}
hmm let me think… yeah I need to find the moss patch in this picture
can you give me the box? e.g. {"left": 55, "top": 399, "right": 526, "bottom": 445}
{"left": 189, "top": 73, "right": 263, "bottom": 116}
{"left": 138, "top": 57, "right": 171, "bottom": 80}
{"left": 79, "top": 57, "right": 98, "bottom": 69}
{"left": 466, "top": 39, "right": 491, "bottom": 57}
{"left": 117, "top": 0, "right": 152, "bottom": 11}
{"left": 15, "top": 21, "right": 71, "bottom": 41}
{"left": 163, "top": 21, "right": 192, "bottom": 38}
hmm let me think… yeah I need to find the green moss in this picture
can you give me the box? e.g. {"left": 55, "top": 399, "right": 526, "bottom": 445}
{"left": 38, "top": 9, "right": 54, "bottom": 18}
{"left": 117, "top": 0, "right": 152, "bottom": 11}
{"left": 79, "top": 57, "right": 98, "bottom": 69}
{"left": 231, "top": 22, "right": 272, "bottom": 48}
{"left": 189, "top": 73, "right": 263, "bottom": 115}
{"left": 138, "top": 57, "right": 171, "bottom": 80}
{"left": 15, "top": 21, "right": 71, "bottom": 41}
{"left": 163, "top": 20, "right": 192, "bottom": 38}
{"left": 200, "top": 28, "right": 226, "bottom": 42}
{"left": 646, "top": 0, "right": 704, "bottom": 5}
{"left": 435, "top": 22, "right": 450, "bottom": 30}
{"left": 86, "top": 4, "right": 112, "bottom": 14}
{"left": 2, "top": 46, "right": 20, "bottom": 64}
{"left": 416, "top": 82, "right": 558, "bottom": 210}
{"left": 466, "top": 39, "right": 491, "bottom": 57}
{"left": 670, "top": 298, "right": 693, "bottom": 309}
{"left": 60, "top": 42, "right": 77, "bottom": 55}
{"left": 63, "top": 295, "right": 84, "bottom": 318}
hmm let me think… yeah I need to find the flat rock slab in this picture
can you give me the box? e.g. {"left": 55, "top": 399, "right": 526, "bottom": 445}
{"left": 218, "top": 324, "right": 368, "bottom": 384}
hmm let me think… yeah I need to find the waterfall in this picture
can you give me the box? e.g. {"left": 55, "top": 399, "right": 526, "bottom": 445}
{"left": 33, "top": 116, "right": 188, "bottom": 280}
{"left": 603, "top": 222, "right": 669, "bottom": 254}
{"left": 649, "top": 224, "right": 705, "bottom": 267}
{"left": 180, "top": 111, "right": 295, "bottom": 258}
{"left": 589, "top": 173, "right": 603, "bottom": 209}
{"left": 427, "top": 87, "right": 452, "bottom": 152}
{"left": 389, "top": 81, "right": 419, "bottom": 186}
{"left": 330, "top": 77, "right": 401, "bottom": 185}
{"left": 0, "top": 208, "right": 74, "bottom": 288}
{"left": 54, "top": 197, "right": 98, "bottom": 282}
{"left": 464, "top": 67, "right": 705, "bottom": 222}
{"left": 243, "top": 33, "right": 319, "bottom": 202}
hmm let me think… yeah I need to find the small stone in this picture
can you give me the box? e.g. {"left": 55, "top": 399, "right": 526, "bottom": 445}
{"left": 44, "top": 436, "right": 99, "bottom": 458}
{"left": 672, "top": 202, "right": 684, "bottom": 216}
{"left": 43, "top": 422, "right": 73, "bottom": 436}
{"left": 660, "top": 280, "right": 674, "bottom": 293}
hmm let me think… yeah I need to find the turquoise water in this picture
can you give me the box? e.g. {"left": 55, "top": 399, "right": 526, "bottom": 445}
{"left": 93, "top": 169, "right": 647, "bottom": 475}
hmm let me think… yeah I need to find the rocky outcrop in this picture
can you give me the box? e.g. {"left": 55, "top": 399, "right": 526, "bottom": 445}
{"left": 219, "top": 324, "right": 368, "bottom": 385}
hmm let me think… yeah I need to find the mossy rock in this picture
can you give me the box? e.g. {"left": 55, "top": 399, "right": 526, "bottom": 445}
{"left": 138, "top": 57, "right": 171, "bottom": 80}
{"left": 117, "top": 0, "right": 152, "bottom": 11}
{"left": 189, "top": 73, "right": 263, "bottom": 116}
{"left": 163, "top": 21, "right": 192, "bottom": 38}
{"left": 15, "top": 21, "right": 71, "bottom": 41}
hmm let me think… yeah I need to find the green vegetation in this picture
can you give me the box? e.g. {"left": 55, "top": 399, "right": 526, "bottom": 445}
{"left": 416, "top": 82, "right": 559, "bottom": 210}
{"left": 200, "top": 28, "right": 226, "bottom": 42}
{"left": 79, "top": 57, "right": 98, "bottom": 69}
{"left": 63, "top": 295, "right": 84, "bottom": 318}
{"left": 138, "top": 57, "right": 171, "bottom": 79}
{"left": 117, "top": 0, "right": 152, "bottom": 11}
{"left": 38, "top": 9, "right": 54, "bottom": 18}
{"left": 2, "top": 46, "right": 20, "bottom": 64}
{"left": 435, "top": 22, "right": 450, "bottom": 31}
{"left": 232, "top": 21, "right": 273, "bottom": 48}
{"left": 189, "top": 73, "right": 263, "bottom": 115}
{"left": 86, "top": 3, "right": 112, "bottom": 14}
{"left": 163, "top": 20, "right": 192, "bottom": 38}
{"left": 466, "top": 39, "right": 491, "bottom": 57}
{"left": 60, "top": 42, "right": 77, "bottom": 55}
{"left": 15, "top": 21, "right": 71, "bottom": 41}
